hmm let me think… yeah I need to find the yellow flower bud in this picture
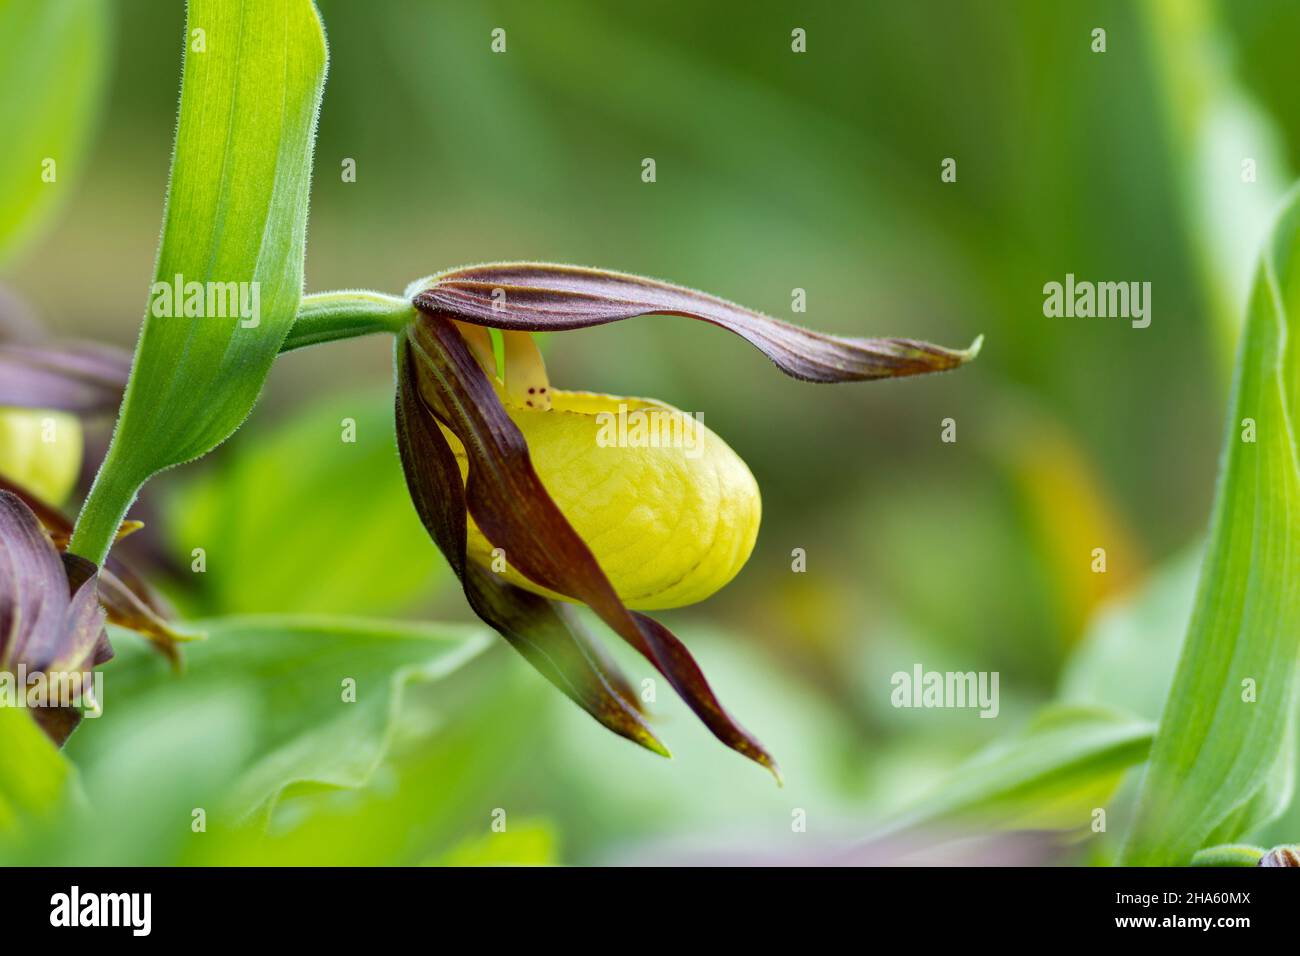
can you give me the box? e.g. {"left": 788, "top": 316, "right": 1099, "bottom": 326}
{"left": 0, "top": 408, "right": 83, "bottom": 504}
{"left": 442, "top": 390, "right": 760, "bottom": 610}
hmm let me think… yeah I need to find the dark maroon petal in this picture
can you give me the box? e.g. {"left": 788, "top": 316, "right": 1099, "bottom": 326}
{"left": 0, "top": 473, "right": 182, "bottom": 664}
{"left": 0, "top": 490, "right": 68, "bottom": 668}
{"left": 406, "top": 312, "right": 780, "bottom": 779}
{"left": 46, "top": 562, "right": 109, "bottom": 675}
{"left": 30, "top": 707, "right": 82, "bottom": 747}
{"left": 0, "top": 342, "right": 131, "bottom": 413}
{"left": 60, "top": 551, "right": 97, "bottom": 597}
{"left": 553, "top": 601, "right": 645, "bottom": 709}
{"left": 413, "top": 263, "right": 980, "bottom": 384}
{"left": 395, "top": 341, "right": 667, "bottom": 756}
{"left": 0, "top": 494, "right": 109, "bottom": 746}
{"left": 628, "top": 612, "right": 778, "bottom": 774}
{"left": 60, "top": 553, "right": 114, "bottom": 669}
{"left": 469, "top": 566, "right": 666, "bottom": 753}
{"left": 1260, "top": 846, "right": 1300, "bottom": 867}
{"left": 14, "top": 542, "right": 106, "bottom": 675}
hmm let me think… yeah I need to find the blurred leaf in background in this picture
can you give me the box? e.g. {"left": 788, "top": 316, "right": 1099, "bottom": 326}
{"left": 432, "top": 818, "right": 558, "bottom": 866}
{"left": 15, "top": 616, "right": 491, "bottom": 865}
{"left": 869, "top": 704, "right": 1152, "bottom": 849}
{"left": 187, "top": 650, "right": 552, "bottom": 866}
{"left": 1142, "top": 0, "right": 1290, "bottom": 365}
{"left": 0, "top": 706, "right": 77, "bottom": 837}
{"left": 168, "top": 390, "right": 447, "bottom": 617}
{"left": 1061, "top": 548, "right": 1201, "bottom": 722}
{"left": 0, "top": 0, "right": 109, "bottom": 269}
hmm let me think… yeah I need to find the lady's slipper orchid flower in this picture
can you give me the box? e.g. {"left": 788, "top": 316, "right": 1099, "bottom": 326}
{"left": 0, "top": 491, "right": 112, "bottom": 745}
{"left": 395, "top": 264, "right": 981, "bottom": 778}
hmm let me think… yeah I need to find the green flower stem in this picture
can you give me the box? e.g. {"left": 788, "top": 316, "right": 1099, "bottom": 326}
{"left": 67, "top": 451, "right": 148, "bottom": 567}
{"left": 279, "top": 290, "right": 414, "bottom": 353}
{"left": 70, "top": 290, "right": 415, "bottom": 566}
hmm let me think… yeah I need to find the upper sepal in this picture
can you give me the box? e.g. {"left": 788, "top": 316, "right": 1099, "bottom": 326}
{"left": 413, "top": 263, "right": 981, "bottom": 383}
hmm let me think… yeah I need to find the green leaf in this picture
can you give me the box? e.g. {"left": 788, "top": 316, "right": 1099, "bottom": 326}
{"left": 69, "top": 0, "right": 328, "bottom": 565}
{"left": 168, "top": 389, "right": 446, "bottom": 616}
{"left": 1190, "top": 844, "right": 1265, "bottom": 867}
{"left": 874, "top": 704, "right": 1153, "bottom": 841}
{"left": 0, "top": 0, "right": 109, "bottom": 267}
{"left": 188, "top": 658, "right": 549, "bottom": 866}
{"left": 69, "top": 616, "right": 492, "bottom": 822}
{"left": 1123, "top": 188, "right": 1300, "bottom": 865}
{"left": 0, "top": 706, "right": 76, "bottom": 834}
{"left": 1060, "top": 547, "right": 1201, "bottom": 722}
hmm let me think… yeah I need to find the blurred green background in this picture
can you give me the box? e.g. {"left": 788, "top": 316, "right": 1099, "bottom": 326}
{"left": 4, "top": 0, "right": 1299, "bottom": 864}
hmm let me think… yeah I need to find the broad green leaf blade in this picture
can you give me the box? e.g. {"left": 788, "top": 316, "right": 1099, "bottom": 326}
{"left": 873, "top": 705, "right": 1153, "bottom": 842}
{"left": 1123, "top": 188, "right": 1300, "bottom": 865}
{"left": 67, "top": 616, "right": 492, "bottom": 823}
{"left": 70, "top": 0, "right": 328, "bottom": 565}
{"left": 0, "top": 0, "right": 109, "bottom": 267}
{"left": 1060, "top": 547, "right": 1201, "bottom": 722}
{"left": 0, "top": 706, "right": 76, "bottom": 835}
{"left": 188, "top": 659, "right": 549, "bottom": 866}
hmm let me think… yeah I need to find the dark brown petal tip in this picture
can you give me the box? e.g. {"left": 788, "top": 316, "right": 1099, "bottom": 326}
{"left": 403, "top": 313, "right": 779, "bottom": 778}
{"left": 0, "top": 342, "right": 131, "bottom": 413}
{"left": 395, "top": 338, "right": 669, "bottom": 757}
{"left": 30, "top": 706, "right": 83, "bottom": 748}
{"left": 412, "top": 263, "right": 980, "bottom": 384}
